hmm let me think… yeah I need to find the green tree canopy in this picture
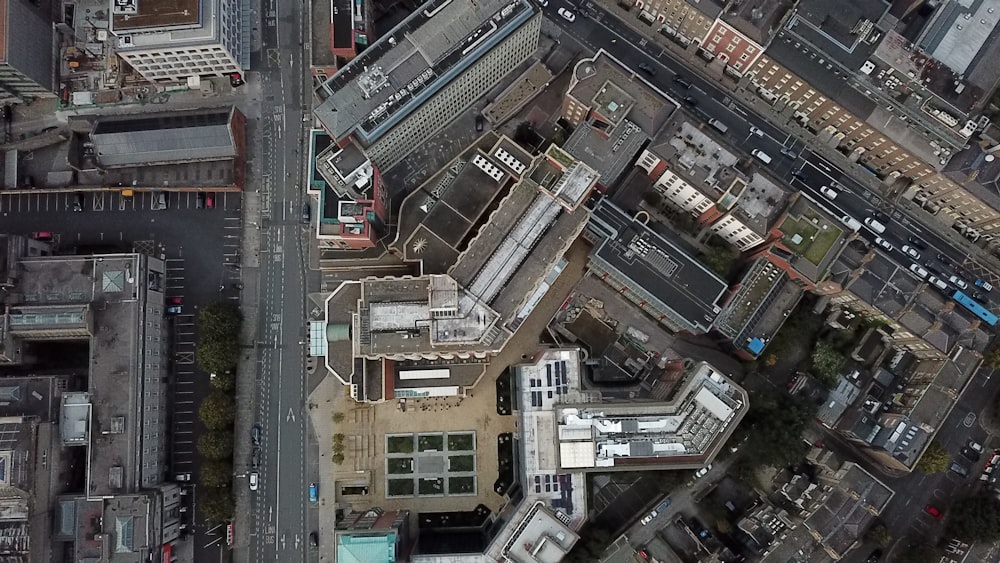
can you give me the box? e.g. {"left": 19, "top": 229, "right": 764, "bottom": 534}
{"left": 985, "top": 345, "right": 1000, "bottom": 370}
{"left": 197, "top": 430, "right": 234, "bottom": 461}
{"left": 198, "top": 391, "right": 235, "bottom": 431}
{"left": 915, "top": 440, "right": 950, "bottom": 474}
{"left": 209, "top": 370, "right": 236, "bottom": 392}
{"left": 947, "top": 495, "right": 1000, "bottom": 542}
{"left": 736, "top": 392, "right": 815, "bottom": 470}
{"left": 864, "top": 520, "right": 890, "bottom": 547}
{"left": 893, "top": 537, "right": 941, "bottom": 563}
{"left": 199, "top": 459, "right": 234, "bottom": 488}
{"left": 198, "top": 302, "right": 243, "bottom": 342}
{"left": 200, "top": 487, "right": 234, "bottom": 524}
{"left": 810, "top": 340, "right": 847, "bottom": 384}
{"left": 196, "top": 338, "right": 240, "bottom": 376}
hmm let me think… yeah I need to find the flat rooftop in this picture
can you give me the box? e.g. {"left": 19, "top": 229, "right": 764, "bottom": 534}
{"left": 919, "top": 0, "right": 1000, "bottom": 75}
{"left": 722, "top": 0, "right": 794, "bottom": 44}
{"left": 314, "top": 0, "right": 533, "bottom": 141}
{"left": 500, "top": 503, "right": 580, "bottom": 563}
{"left": 588, "top": 200, "right": 728, "bottom": 333}
{"left": 111, "top": 0, "right": 201, "bottom": 31}
{"left": 569, "top": 50, "right": 675, "bottom": 135}
{"left": 774, "top": 195, "right": 848, "bottom": 282}
{"left": 555, "top": 362, "right": 747, "bottom": 470}
{"left": 714, "top": 257, "right": 804, "bottom": 350}
{"left": 91, "top": 108, "right": 237, "bottom": 168}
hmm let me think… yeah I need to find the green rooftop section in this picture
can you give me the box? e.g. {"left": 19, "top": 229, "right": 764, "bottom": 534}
{"left": 337, "top": 533, "right": 397, "bottom": 563}
{"left": 779, "top": 209, "right": 843, "bottom": 266}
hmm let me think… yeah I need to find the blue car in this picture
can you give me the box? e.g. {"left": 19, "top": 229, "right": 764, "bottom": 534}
{"left": 309, "top": 483, "right": 318, "bottom": 502}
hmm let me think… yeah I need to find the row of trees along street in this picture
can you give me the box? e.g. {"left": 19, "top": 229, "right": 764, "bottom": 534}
{"left": 193, "top": 302, "right": 242, "bottom": 523}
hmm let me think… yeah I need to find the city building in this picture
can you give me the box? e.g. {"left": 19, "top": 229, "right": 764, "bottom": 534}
{"left": 321, "top": 140, "right": 598, "bottom": 402}
{"left": 336, "top": 508, "right": 413, "bottom": 563}
{"left": 631, "top": 0, "right": 721, "bottom": 48}
{"left": 762, "top": 449, "right": 894, "bottom": 561}
{"left": 553, "top": 359, "right": 748, "bottom": 471}
{"left": 81, "top": 106, "right": 247, "bottom": 191}
{"left": 634, "top": 119, "right": 790, "bottom": 253}
{"left": 559, "top": 50, "right": 676, "bottom": 189}
{"left": 309, "top": 0, "right": 373, "bottom": 81}
{"left": 813, "top": 239, "right": 987, "bottom": 471}
{"left": 0, "top": 0, "right": 58, "bottom": 103}
{"left": 703, "top": 0, "right": 793, "bottom": 77}
{"left": 309, "top": 134, "right": 388, "bottom": 250}
{"left": 109, "top": 0, "right": 248, "bottom": 82}
{"left": 584, "top": 199, "right": 730, "bottom": 334}
{"left": 313, "top": 0, "right": 542, "bottom": 169}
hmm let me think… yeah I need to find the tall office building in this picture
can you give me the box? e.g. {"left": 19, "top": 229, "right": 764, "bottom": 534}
{"left": 314, "top": 0, "right": 541, "bottom": 169}
{"left": 0, "top": 0, "right": 58, "bottom": 103}
{"left": 109, "top": 0, "right": 248, "bottom": 82}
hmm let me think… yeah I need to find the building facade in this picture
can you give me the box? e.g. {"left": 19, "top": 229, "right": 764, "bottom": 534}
{"left": 0, "top": 0, "right": 58, "bottom": 103}
{"left": 110, "top": 0, "right": 247, "bottom": 82}
{"left": 314, "top": 0, "right": 541, "bottom": 170}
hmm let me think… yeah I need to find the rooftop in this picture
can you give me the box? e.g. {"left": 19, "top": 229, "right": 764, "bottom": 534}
{"left": 803, "top": 463, "right": 893, "bottom": 558}
{"left": 714, "top": 256, "right": 804, "bottom": 355}
{"left": 721, "top": 0, "right": 794, "bottom": 45}
{"left": 111, "top": 0, "right": 201, "bottom": 31}
{"left": 918, "top": 0, "right": 1000, "bottom": 76}
{"left": 774, "top": 194, "right": 848, "bottom": 280}
{"left": 500, "top": 503, "right": 580, "bottom": 563}
{"left": 314, "top": 0, "right": 534, "bottom": 143}
{"left": 568, "top": 50, "right": 675, "bottom": 135}
{"left": 555, "top": 362, "right": 748, "bottom": 470}
{"left": 588, "top": 200, "right": 729, "bottom": 333}
{"left": 90, "top": 107, "right": 238, "bottom": 168}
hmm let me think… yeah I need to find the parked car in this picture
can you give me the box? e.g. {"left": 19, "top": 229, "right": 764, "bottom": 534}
{"left": 301, "top": 203, "right": 311, "bottom": 224}
{"left": 909, "top": 263, "right": 928, "bottom": 279}
{"left": 975, "top": 279, "right": 994, "bottom": 292}
{"left": 309, "top": 482, "right": 319, "bottom": 502}
{"left": 864, "top": 217, "right": 887, "bottom": 234}
{"left": 637, "top": 62, "right": 656, "bottom": 76}
{"left": 656, "top": 498, "right": 672, "bottom": 513}
{"left": 640, "top": 512, "right": 656, "bottom": 525}
{"left": 948, "top": 275, "right": 969, "bottom": 290}
{"left": 749, "top": 126, "right": 764, "bottom": 137}
{"left": 949, "top": 462, "right": 969, "bottom": 477}
{"left": 961, "top": 446, "right": 981, "bottom": 461}
{"left": 72, "top": 192, "right": 84, "bottom": 212}
{"left": 475, "top": 115, "right": 484, "bottom": 132}
{"left": 908, "top": 235, "right": 927, "bottom": 249}
{"left": 874, "top": 237, "right": 893, "bottom": 252}
{"left": 249, "top": 472, "right": 259, "bottom": 491}
{"left": 557, "top": 7, "right": 575, "bottom": 21}
{"left": 32, "top": 231, "right": 54, "bottom": 241}
{"left": 309, "top": 532, "right": 319, "bottom": 548}
{"left": 175, "top": 473, "right": 192, "bottom": 482}
{"left": 166, "top": 305, "right": 182, "bottom": 315}
{"left": 252, "top": 424, "right": 261, "bottom": 445}
{"left": 251, "top": 447, "right": 261, "bottom": 469}
{"left": 779, "top": 147, "right": 798, "bottom": 158}
{"left": 970, "top": 441, "right": 984, "bottom": 453}
{"left": 819, "top": 185, "right": 838, "bottom": 200}
{"left": 156, "top": 191, "right": 168, "bottom": 210}
{"left": 196, "top": 192, "right": 205, "bottom": 208}
{"left": 866, "top": 549, "right": 883, "bottom": 563}
{"left": 924, "top": 504, "right": 943, "bottom": 520}
{"left": 902, "top": 245, "right": 921, "bottom": 259}
{"left": 695, "top": 464, "right": 712, "bottom": 478}
{"left": 206, "top": 192, "right": 215, "bottom": 208}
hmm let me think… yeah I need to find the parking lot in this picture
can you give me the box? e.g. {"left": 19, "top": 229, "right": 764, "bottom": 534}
{"left": 0, "top": 189, "right": 243, "bottom": 554}
{"left": 0, "top": 189, "right": 239, "bottom": 214}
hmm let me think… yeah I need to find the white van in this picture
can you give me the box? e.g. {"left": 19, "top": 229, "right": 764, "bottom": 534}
{"left": 863, "top": 217, "right": 887, "bottom": 234}
{"left": 840, "top": 215, "right": 862, "bottom": 231}
{"left": 708, "top": 119, "right": 728, "bottom": 134}
{"left": 751, "top": 149, "right": 772, "bottom": 164}
{"left": 928, "top": 275, "right": 949, "bottom": 291}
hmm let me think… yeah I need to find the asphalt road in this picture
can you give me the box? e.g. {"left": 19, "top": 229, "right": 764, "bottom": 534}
{"left": 546, "top": 1, "right": 998, "bottom": 304}
{"left": 247, "top": 0, "right": 314, "bottom": 560}
{"left": 546, "top": 3, "right": 1000, "bottom": 557}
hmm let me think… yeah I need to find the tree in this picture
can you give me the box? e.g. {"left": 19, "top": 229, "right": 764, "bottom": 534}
{"left": 864, "top": 520, "right": 890, "bottom": 547}
{"left": 197, "top": 430, "right": 234, "bottom": 461}
{"left": 893, "top": 537, "right": 941, "bottom": 563}
{"left": 209, "top": 370, "right": 236, "bottom": 392}
{"left": 985, "top": 345, "right": 1000, "bottom": 370}
{"left": 198, "top": 302, "right": 243, "bottom": 342}
{"left": 947, "top": 495, "right": 1000, "bottom": 542}
{"left": 332, "top": 412, "right": 345, "bottom": 423}
{"left": 199, "top": 392, "right": 235, "bottom": 431}
{"left": 199, "top": 459, "right": 234, "bottom": 488}
{"left": 331, "top": 452, "right": 345, "bottom": 464}
{"left": 200, "top": 488, "right": 234, "bottom": 524}
{"left": 735, "top": 392, "right": 814, "bottom": 470}
{"left": 196, "top": 338, "right": 240, "bottom": 376}
{"left": 810, "top": 341, "right": 846, "bottom": 384}
{"left": 701, "top": 244, "right": 735, "bottom": 277}
{"left": 916, "top": 440, "right": 950, "bottom": 474}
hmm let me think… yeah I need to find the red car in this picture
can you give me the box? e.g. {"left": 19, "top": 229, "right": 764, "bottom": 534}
{"left": 31, "top": 231, "right": 53, "bottom": 241}
{"left": 637, "top": 549, "right": 649, "bottom": 560}
{"left": 924, "top": 505, "right": 943, "bottom": 520}
{"left": 206, "top": 192, "right": 214, "bottom": 208}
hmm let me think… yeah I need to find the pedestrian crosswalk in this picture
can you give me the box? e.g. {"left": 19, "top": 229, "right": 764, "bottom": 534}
{"left": 0, "top": 190, "right": 235, "bottom": 213}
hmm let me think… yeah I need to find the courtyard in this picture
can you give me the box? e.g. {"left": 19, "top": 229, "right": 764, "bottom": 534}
{"left": 385, "top": 432, "right": 479, "bottom": 498}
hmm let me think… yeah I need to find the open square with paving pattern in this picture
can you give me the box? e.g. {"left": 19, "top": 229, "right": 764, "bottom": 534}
{"left": 385, "top": 432, "right": 478, "bottom": 498}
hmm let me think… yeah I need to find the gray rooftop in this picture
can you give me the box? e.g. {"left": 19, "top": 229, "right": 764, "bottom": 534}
{"left": 918, "top": 0, "right": 1000, "bottom": 75}
{"left": 588, "top": 200, "right": 728, "bottom": 333}
{"left": 568, "top": 51, "right": 676, "bottom": 135}
{"left": 91, "top": 108, "right": 237, "bottom": 168}
{"left": 314, "top": 0, "right": 534, "bottom": 143}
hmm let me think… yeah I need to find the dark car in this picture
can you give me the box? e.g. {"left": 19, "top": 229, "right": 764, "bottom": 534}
{"left": 251, "top": 446, "right": 261, "bottom": 469}
{"left": 309, "top": 532, "right": 318, "bottom": 548}
{"left": 301, "top": 203, "right": 311, "bottom": 224}
{"left": 72, "top": 192, "right": 84, "bottom": 212}
{"left": 865, "top": 549, "right": 883, "bottom": 563}
{"left": 961, "top": 446, "right": 981, "bottom": 462}
{"left": 637, "top": 62, "right": 656, "bottom": 76}
{"left": 908, "top": 235, "right": 928, "bottom": 249}
{"left": 475, "top": 115, "right": 484, "bottom": 132}
{"left": 251, "top": 424, "right": 261, "bottom": 446}
{"left": 673, "top": 75, "right": 692, "bottom": 88}
{"left": 682, "top": 96, "right": 698, "bottom": 106}
{"left": 949, "top": 461, "right": 969, "bottom": 477}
